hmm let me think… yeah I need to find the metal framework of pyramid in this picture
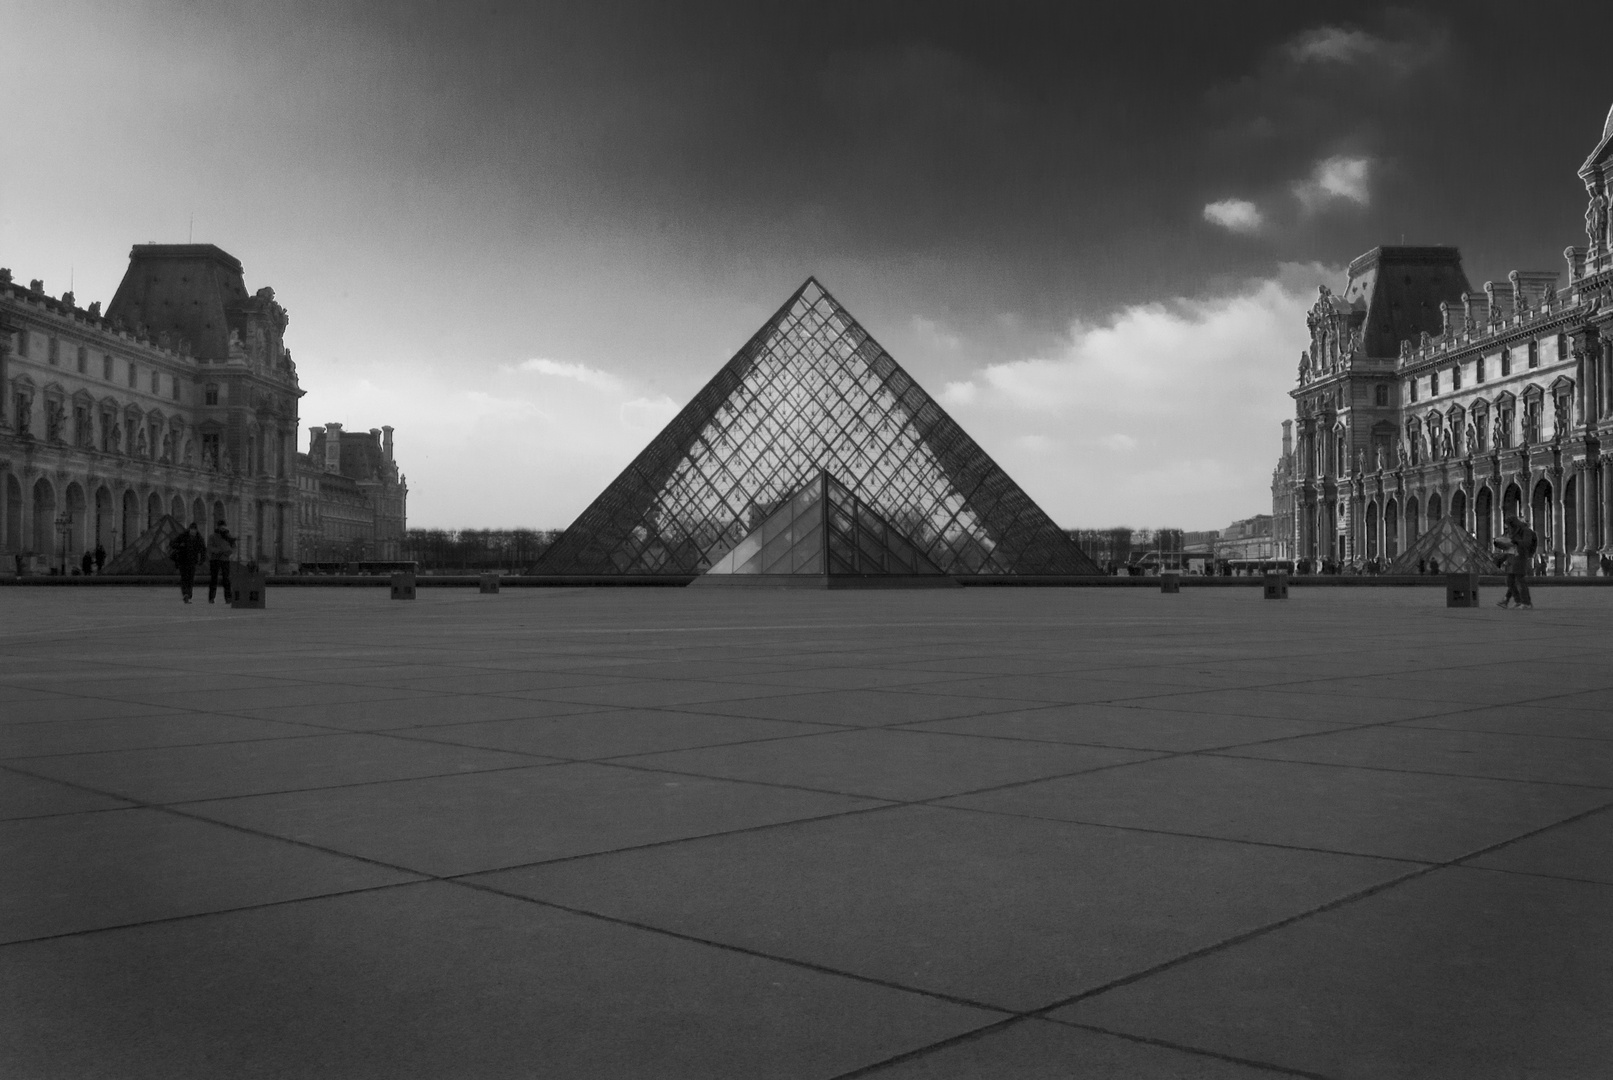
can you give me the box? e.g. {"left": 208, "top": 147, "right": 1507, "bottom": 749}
{"left": 693, "top": 470, "right": 957, "bottom": 588}
{"left": 533, "top": 278, "right": 1098, "bottom": 577}
{"left": 1386, "top": 516, "right": 1493, "bottom": 575}
{"left": 102, "top": 515, "right": 185, "bottom": 575}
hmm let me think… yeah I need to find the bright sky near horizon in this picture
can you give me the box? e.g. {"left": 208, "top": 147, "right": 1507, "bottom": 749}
{"left": 3, "top": 1, "right": 1610, "bottom": 530}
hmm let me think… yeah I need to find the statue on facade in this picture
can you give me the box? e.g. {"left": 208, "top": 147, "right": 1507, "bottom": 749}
{"left": 109, "top": 422, "right": 121, "bottom": 453}
{"left": 45, "top": 401, "right": 65, "bottom": 443}
{"left": 1493, "top": 413, "right": 1506, "bottom": 450}
{"left": 221, "top": 448, "right": 233, "bottom": 474}
{"left": 1374, "top": 445, "right": 1385, "bottom": 472}
{"left": 1587, "top": 187, "right": 1608, "bottom": 251}
{"left": 14, "top": 394, "right": 31, "bottom": 435}
{"left": 1441, "top": 426, "right": 1454, "bottom": 459}
{"left": 1554, "top": 395, "right": 1569, "bottom": 438}
{"left": 1297, "top": 351, "right": 1311, "bottom": 384}
{"left": 1356, "top": 448, "right": 1366, "bottom": 475}
{"left": 1466, "top": 423, "right": 1478, "bottom": 456}
{"left": 1396, "top": 438, "right": 1409, "bottom": 467}
{"left": 161, "top": 431, "right": 173, "bottom": 462}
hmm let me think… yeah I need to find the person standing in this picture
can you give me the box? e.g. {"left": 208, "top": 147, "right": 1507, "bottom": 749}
{"left": 206, "top": 519, "right": 236, "bottom": 604}
{"left": 1498, "top": 515, "right": 1536, "bottom": 609}
{"left": 80, "top": 550, "right": 93, "bottom": 576}
{"left": 169, "top": 523, "right": 205, "bottom": 604}
{"left": 93, "top": 543, "right": 106, "bottom": 574}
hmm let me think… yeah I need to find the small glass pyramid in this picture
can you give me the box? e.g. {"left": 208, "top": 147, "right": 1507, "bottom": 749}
{"left": 695, "top": 470, "right": 955, "bottom": 587}
{"left": 1386, "top": 517, "right": 1493, "bottom": 574}
{"left": 534, "top": 278, "right": 1099, "bottom": 577}
{"left": 102, "top": 515, "right": 186, "bottom": 575}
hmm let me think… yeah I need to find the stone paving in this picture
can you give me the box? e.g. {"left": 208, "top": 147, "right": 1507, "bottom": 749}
{"left": 1, "top": 583, "right": 1611, "bottom": 1078}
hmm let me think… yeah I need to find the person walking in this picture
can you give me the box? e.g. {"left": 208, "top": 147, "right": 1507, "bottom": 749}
{"left": 169, "top": 523, "right": 205, "bottom": 604}
{"left": 206, "top": 519, "right": 236, "bottom": 604}
{"left": 1498, "top": 515, "right": 1536, "bottom": 609}
{"left": 80, "top": 550, "right": 93, "bottom": 576}
{"left": 93, "top": 543, "right": 106, "bottom": 574}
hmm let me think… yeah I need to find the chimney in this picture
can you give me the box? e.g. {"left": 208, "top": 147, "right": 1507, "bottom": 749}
{"left": 1281, "top": 419, "right": 1293, "bottom": 458}
{"left": 382, "top": 425, "right": 394, "bottom": 462}
{"left": 324, "top": 422, "right": 342, "bottom": 474}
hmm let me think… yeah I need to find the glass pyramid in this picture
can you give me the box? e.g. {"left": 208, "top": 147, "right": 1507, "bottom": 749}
{"left": 1386, "top": 517, "right": 1493, "bottom": 575}
{"left": 102, "top": 514, "right": 185, "bottom": 576}
{"left": 698, "top": 470, "right": 952, "bottom": 583}
{"left": 534, "top": 278, "right": 1099, "bottom": 577}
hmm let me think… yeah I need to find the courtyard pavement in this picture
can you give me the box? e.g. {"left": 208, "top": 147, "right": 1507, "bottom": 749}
{"left": 1, "top": 583, "right": 1610, "bottom": 1078}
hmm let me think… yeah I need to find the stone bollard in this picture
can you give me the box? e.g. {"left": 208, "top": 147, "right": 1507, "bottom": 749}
{"left": 390, "top": 572, "right": 416, "bottom": 601}
{"left": 1160, "top": 572, "right": 1180, "bottom": 594}
{"left": 230, "top": 565, "right": 267, "bottom": 609}
{"left": 479, "top": 573, "right": 500, "bottom": 594}
{"left": 1445, "top": 571, "right": 1480, "bottom": 608}
{"left": 1263, "top": 571, "right": 1289, "bottom": 600}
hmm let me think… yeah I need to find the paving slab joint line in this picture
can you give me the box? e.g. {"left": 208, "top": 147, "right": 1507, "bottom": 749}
{"left": 1015, "top": 792, "right": 1613, "bottom": 1023}
{"left": 1042, "top": 1019, "right": 1342, "bottom": 1080}
{"left": 450, "top": 876, "right": 1014, "bottom": 1015}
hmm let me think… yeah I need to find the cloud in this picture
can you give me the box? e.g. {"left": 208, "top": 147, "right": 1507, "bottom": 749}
{"left": 1284, "top": 23, "right": 1445, "bottom": 74}
{"left": 1203, "top": 198, "right": 1264, "bottom": 233}
{"left": 935, "top": 263, "right": 1341, "bottom": 528}
{"left": 619, "top": 395, "right": 679, "bottom": 431}
{"left": 510, "top": 357, "right": 624, "bottom": 392}
{"left": 1293, "top": 155, "right": 1372, "bottom": 212}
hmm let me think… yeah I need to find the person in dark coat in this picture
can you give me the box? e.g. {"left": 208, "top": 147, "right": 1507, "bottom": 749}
{"left": 169, "top": 524, "right": 205, "bottom": 604}
{"left": 80, "top": 550, "right": 93, "bottom": 576}
{"left": 206, "top": 519, "right": 236, "bottom": 603}
{"left": 1498, "top": 515, "right": 1536, "bottom": 608}
{"left": 93, "top": 543, "right": 106, "bottom": 573}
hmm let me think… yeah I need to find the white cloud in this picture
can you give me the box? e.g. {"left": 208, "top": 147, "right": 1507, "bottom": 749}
{"left": 619, "top": 396, "right": 679, "bottom": 431}
{"left": 1287, "top": 27, "right": 1386, "bottom": 65}
{"left": 1283, "top": 22, "right": 1445, "bottom": 75}
{"left": 1293, "top": 155, "right": 1372, "bottom": 212}
{"left": 935, "top": 263, "right": 1340, "bottom": 528}
{"left": 1203, "top": 198, "right": 1264, "bottom": 234}
{"left": 510, "top": 357, "right": 624, "bottom": 392}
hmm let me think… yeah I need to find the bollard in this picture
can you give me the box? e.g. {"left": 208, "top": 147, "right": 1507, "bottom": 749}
{"left": 1445, "top": 572, "right": 1480, "bottom": 608}
{"left": 1160, "top": 572, "right": 1180, "bottom": 594}
{"left": 230, "top": 566, "right": 267, "bottom": 609}
{"left": 390, "top": 572, "right": 416, "bottom": 601}
{"left": 479, "top": 573, "right": 500, "bottom": 595}
{"left": 1263, "top": 571, "right": 1289, "bottom": 600}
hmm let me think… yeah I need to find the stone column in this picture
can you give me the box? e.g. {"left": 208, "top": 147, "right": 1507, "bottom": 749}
{"left": 1602, "top": 453, "right": 1613, "bottom": 561}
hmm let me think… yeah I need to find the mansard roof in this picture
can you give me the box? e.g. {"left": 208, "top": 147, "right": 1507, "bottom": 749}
{"left": 106, "top": 243, "right": 286, "bottom": 361}
{"left": 1341, "top": 246, "right": 1471, "bottom": 359}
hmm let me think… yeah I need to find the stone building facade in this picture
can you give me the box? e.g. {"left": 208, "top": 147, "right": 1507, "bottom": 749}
{"left": 1281, "top": 107, "right": 1613, "bottom": 575}
{"left": 1, "top": 244, "right": 303, "bottom": 571}
{"left": 294, "top": 422, "right": 407, "bottom": 563}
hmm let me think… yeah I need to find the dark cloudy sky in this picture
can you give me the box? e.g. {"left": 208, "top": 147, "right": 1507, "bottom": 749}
{"left": 4, "top": 1, "right": 1611, "bottom": 527}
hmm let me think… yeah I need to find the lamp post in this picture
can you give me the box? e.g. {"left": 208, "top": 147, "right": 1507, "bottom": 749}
{"left": 55, "top": 511, "right": 73, "bottom": 575}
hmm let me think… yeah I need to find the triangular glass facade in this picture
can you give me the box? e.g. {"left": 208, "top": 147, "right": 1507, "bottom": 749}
{"left": 103, "top": 515, "right": 185, "bottom": 575}
{"left": 704, "top": 471, "right": 948, "bottom": 578}
{"left": 534, "top": 278, "right": 1099, "bottom": 576}
{"left": 1386, "top": 516, "right": 1493, "bottom": 574}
